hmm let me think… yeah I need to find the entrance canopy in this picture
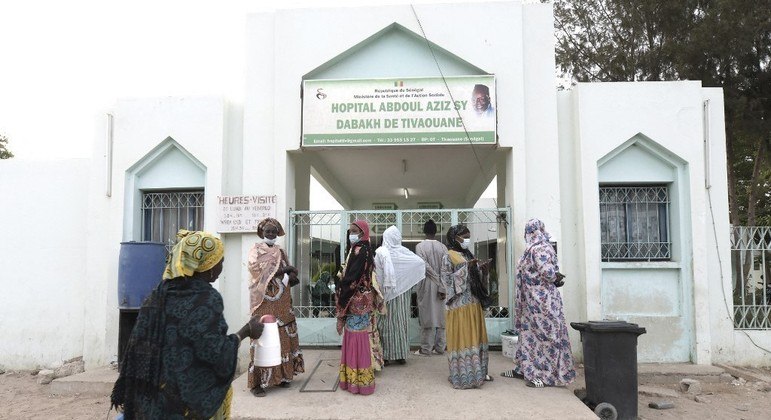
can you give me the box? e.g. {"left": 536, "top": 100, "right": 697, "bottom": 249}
{"left": 301, "top": 144, "right": 500, "bottom": 210}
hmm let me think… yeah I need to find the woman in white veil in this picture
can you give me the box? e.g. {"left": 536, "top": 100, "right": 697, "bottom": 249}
{"left": 375, "top": 226, "right": 426, "bottom": 365}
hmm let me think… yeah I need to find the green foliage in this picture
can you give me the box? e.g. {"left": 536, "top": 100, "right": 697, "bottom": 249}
{"left": 0, "top": 134, "right": 13, "bottom": 159}
{"left": 553, "top": 0, "right": 771, "bottom": 225}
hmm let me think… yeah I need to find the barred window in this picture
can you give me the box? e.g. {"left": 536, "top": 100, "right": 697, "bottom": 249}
{"left": 600, "top": 186, "right": 670, "bottom": 261}
{"left": 141, "top": 190, "right": 205, "bottom": 250}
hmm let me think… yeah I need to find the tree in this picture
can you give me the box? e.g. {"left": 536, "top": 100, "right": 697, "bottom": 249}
{"left": 552, "top": 0, "right": 771, "bottom": 226}
{"left": 0, "top": 134, "right": 13, "bottom": 159}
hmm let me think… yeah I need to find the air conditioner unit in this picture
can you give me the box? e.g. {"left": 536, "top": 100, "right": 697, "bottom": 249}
{"left": 372, "top": 202, "right": 398, "bottom": 210}
{"left": 417, "top": 201, "right": 443, "bottom": 209}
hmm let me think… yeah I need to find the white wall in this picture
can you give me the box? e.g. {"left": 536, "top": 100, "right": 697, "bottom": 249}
{"left": 82, "top": 96, "right": 235, "bottom": 368}
{"left": 565, "top": 81, "right": 715, "bottom": 364}
{"left": 0, "top": 159, "right": 89, "bottom": 369}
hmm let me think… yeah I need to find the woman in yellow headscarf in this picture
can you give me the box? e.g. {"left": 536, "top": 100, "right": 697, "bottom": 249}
{"left": 112, "top": 230, "right": 263, "bottom": 419}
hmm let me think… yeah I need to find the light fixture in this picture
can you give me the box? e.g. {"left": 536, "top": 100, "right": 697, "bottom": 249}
{"left": 403, "top": 188, "right": 409, "bottom": 199}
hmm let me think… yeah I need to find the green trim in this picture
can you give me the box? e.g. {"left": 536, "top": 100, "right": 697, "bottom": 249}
{"left": 302, "top": 131, "right": 495, "bottom": 146}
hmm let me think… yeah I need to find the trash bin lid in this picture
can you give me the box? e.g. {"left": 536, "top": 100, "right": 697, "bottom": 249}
{"left": 570, "top": 320, "right": 646, "bottom": 335}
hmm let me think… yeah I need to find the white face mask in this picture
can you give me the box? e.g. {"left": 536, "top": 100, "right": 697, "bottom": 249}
{"left": 264, "top": 238, "right": 277, "bottom": 246}
{"left": 459, "top": 238, "right": 471, "bottom": 250}
{"left": 349, "top": 234, "right": 359, "bottom": 244}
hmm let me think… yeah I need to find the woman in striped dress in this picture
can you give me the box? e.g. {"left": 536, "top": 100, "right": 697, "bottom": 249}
{"left": 441, "top": 224, "right": 494, "bottom": 389}
{"left": 376, "top": 226, "right": 426, "bottom": 365}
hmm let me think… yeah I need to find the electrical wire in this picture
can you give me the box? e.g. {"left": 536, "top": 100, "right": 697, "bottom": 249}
{"left": 707, "top": 185, "right": 771, "bottom": 355}
{"left": 410, "top": 4, "right": 504, "bottom": 221}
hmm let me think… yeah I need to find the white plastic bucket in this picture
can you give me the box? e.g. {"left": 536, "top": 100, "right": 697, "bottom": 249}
{"left": 501, "top": 333, "right": 519, "bottom": 360}
{"left": 253, "top": 315, "right": 281, "bottom": 367}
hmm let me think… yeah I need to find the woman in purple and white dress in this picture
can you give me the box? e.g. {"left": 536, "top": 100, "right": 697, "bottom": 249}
{"left": 504, "top": 219, "right": 576, "bottom": 388}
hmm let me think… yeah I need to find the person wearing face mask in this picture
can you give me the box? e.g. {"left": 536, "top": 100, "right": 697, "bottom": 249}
{"left": 441, "top": 224, "right": 494, "bottom": 389}
{"left": 336, "top": 220, "right": 378, "bottom": 395}
{"left": 375, "top": 226, "right": 426, "bottom": 366}
{"left": 246, "top": 218, "right": 304, "bottom": 397}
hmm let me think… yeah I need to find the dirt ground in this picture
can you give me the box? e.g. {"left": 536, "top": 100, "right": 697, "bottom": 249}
{"left": 0, "top": 371, "right": 109, "bottom": 420}
{"left": 635, "top": 374, "right": 771, "bottom": 420}
{"left": 1, "top": 366, "right": 771, "bottom": 419}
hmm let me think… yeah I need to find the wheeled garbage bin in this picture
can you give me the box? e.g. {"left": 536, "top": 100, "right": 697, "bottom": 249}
{"left": 570, "top": 321, "right": 646, "bottom": 420}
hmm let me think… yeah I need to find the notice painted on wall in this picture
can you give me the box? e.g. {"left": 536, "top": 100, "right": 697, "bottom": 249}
{"left": 216, "top": 195, "right": 277, "bottom": 233}
{"left": 302, "top": 75, "right": 496, "bottom": 146}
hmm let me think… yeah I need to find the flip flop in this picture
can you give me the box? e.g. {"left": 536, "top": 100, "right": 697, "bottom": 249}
{"left": 500, "top": 370, "right": 525, "bottom": 379}
{"left": 484, "top": 374, "right": 494, "bottom": 382}
{"left": 526, "top": 379, "right": 546, "bottom": 388}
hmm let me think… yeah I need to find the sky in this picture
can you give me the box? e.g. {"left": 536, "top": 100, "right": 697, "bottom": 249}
{"left": 1, "top": 0, "right": 522, "bottom": 160}
{"left": 0, "top": 0, "right": 504, "bottom": 204}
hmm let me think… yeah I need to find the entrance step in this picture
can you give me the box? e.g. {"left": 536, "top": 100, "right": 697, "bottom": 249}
{"left": 49, "top": 366, "right": 118, "bottom": 396}
{"left": 638, "top": 363, "right": 726, "bottom": 385}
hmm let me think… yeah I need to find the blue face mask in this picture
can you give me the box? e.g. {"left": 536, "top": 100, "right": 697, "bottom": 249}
{"left": 349, "top": 234, "right": 359, "bottom": 244}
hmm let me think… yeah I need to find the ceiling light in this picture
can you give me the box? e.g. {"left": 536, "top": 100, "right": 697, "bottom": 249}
{"left": 403, "top": 188, "right": 409, "bottom": 199}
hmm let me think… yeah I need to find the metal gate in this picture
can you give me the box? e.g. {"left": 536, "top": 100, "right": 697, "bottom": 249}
{"left": 287, "top": 208, "right": 514, "bottom": 346}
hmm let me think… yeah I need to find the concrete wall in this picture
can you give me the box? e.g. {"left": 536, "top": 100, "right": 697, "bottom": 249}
{"left": 560, "top": 81, "right": 719, "bottom": 364}
{"left": 81, "top": 96, "right": 243, "bottom": 368}
{"left": 0, "top": 159, "right": 90, "bottom": 369}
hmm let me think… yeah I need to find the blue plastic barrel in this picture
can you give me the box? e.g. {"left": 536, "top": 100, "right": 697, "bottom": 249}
{"left": 118, "top": 241, "right": 167, "bottom": 309}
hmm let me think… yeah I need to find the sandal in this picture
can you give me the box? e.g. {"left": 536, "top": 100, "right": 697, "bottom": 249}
{"left": 251, "top": 387, "right": 266, "bottom": 397}
{"left": 526, "top": 379, "right": 546, "bottom": 388}
{"left": 278, "top": 382, "right": 291, "bottom": 388}
{"left": 500, "top": 370, "right": 525, "bottom": 379}
{"left": 484, "top": 374, "right": 494, "bottom": 382}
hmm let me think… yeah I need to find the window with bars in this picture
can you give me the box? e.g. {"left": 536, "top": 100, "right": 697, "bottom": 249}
{"left": 599, "top": 185, "right": 671, "bottom": 261}
{"left": 141, "top": 190, "right": 205, "bottom": 251}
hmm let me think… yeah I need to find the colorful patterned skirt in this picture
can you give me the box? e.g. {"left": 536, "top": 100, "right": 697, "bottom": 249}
{"left": 339, "top": 314, "right": 375, "bottom": 395}
{"left": 446, "top": 301, "right": 489, "bottom": 389}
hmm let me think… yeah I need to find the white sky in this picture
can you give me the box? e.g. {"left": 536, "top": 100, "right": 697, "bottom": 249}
{"left": 0, "top": 0, "right": 504, "bottom": 203}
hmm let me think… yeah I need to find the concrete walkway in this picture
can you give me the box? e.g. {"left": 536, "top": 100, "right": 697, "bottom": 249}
{"left": 231, "top": 349, "right": 595, "bottom": 419}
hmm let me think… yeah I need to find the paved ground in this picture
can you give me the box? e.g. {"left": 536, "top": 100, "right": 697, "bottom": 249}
{"left": 3, "top": 351, "right": 771, "bottom": 419}
{"left": 231, "top": 349, "right": 595, "bottom": 419}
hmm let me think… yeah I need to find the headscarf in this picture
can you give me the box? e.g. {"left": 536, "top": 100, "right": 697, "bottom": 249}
{"left": 248, "top": 241, "right": 286, "bottom": 314}
{"left": 376, "top": 226, "right": 426, "bottom": 302}
{"left": 257, "top": 218, "right": 286, "bottom": 239}
{"left": 162, "top": 230, "right": 224, "bottom": 280}
{"left": 112, "top": 232, "right": 238, "bottom": 419}
{"left": 446, "top": 224, "right": 492, "bottom": 309}
{"left": 351, "top": 219, "right": 370, "bottom": 242}
{"left": 524, "top": 218, "right": 551, "bottom": 247}
{"left": 337, "top": 220, "right": 373, "bottom": 312}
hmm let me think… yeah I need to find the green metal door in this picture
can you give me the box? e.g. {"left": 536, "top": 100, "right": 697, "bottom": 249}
{"left": 287, "top": 208, "right": 513, "bottom": 346}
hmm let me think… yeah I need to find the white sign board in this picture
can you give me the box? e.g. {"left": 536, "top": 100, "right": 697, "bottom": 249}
{"left": 217, "top": 195, "right": 277, "bottom": 233}
{"left": 302, "top": 75, "right": 496, "bottom": 147}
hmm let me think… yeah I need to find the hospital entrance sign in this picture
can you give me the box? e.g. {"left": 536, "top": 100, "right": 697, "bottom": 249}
{"left": 302, "top": 76, "right": 496, "bottom": 146}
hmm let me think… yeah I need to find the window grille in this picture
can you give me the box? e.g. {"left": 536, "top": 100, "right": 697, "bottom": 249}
{"left": 141, "top": 191, "right": 205, "bottom": 251}
{"left": 599, "top": 186, "right": 670, "bottom": 261}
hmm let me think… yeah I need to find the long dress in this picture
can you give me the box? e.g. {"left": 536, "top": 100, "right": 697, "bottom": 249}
{"left": 111, "top": 278, "right": 240, "bottom": 419}
{"left": 375, "top": 226, "right": 426, "bottom": 361}
{"left": 415, "top": 239, "right": 448, "bottom": 353}
{"left": 247, "top": 243, "right": 305, "bottom": 390}
{"left": 514, "top": 220, "right": 576, "bottom": 386}
{"left": 378, "top": 292, "right": 410, "bottom": 361}
{"left": 337, "top": 242, "right": 376, "bottom": 395}
{"left": 441, "top": 250, "right": 489, "bottom": 389}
